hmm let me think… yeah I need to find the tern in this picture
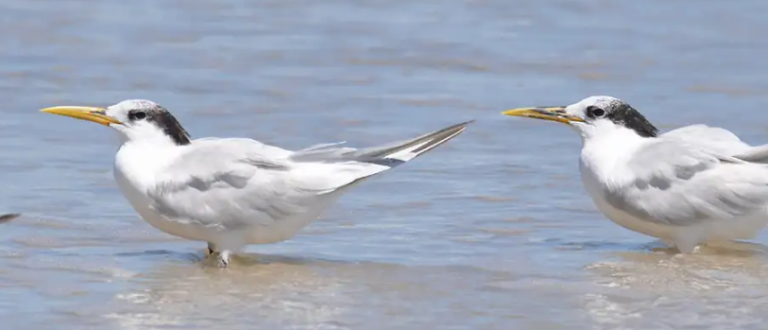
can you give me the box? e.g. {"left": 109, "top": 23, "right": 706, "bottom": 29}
{"left": 504, "top": 95, "right": 768, "bottom": 253}
{"left": 41, "top": 99, "right": 471, "bottom": 266}
{"left": 0, "top": 213, "right": 19, "bottom": 224}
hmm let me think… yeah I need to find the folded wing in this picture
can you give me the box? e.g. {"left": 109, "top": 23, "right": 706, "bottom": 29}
{"left": 147, "top": 139, "right": 351, "bottom": 235}
{"left": 605, "top": 138, "right": 768, "bottom": 227}
{"left": 663, "top": 124, "right": 768, "bottom": 163}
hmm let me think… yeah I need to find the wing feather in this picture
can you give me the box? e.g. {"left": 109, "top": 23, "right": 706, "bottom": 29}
{"left": 146, "top": 138, "right": 362, "bottom": 233}
{"left": 662, "top": 124, "right": 751, "bottom": 156}
{"left": 662, "top": 124, "right": 768, "bottom": 163}
{"left": 604, "top": 139, "right": 768, "bottom": 227}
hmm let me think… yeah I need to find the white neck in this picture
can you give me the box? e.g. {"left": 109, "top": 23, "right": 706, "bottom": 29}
{"left": 578, "top": 122, "right": 651, "bottom": 184}
{"left": 112, "top": 126, "right": 185, "bottom": 193}
{"left": 111, "top": 123, "right": 180, "bottom": 149}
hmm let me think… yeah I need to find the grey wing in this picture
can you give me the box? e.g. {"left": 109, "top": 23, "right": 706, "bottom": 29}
{"left": 662, "top": 124, "right": 768, "bottom": 163}
{"left": 734, "top": 144, "right": 768, "bottom": 163}
{"left": 662, "top": 124, "right": 751, "bottom": 155}
{"left": 605, "top": 139, "right": 768, "bottom": 226}
{"left": 146, "top": 139, "right": 350, "bottom": 231}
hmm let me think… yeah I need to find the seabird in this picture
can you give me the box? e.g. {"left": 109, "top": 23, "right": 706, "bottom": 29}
{"left": 42, "top": 99, "right": 472, "bottom": 266}
{"left": 504, "top": 95, "right": 768, "bottom": 252}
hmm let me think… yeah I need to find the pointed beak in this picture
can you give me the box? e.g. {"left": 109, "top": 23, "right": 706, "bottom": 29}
{"left": 502, "top": 106, "right": 585, "bottom": 124}
{"left": 40, "top": 106, "right": 121, "bottom": 126}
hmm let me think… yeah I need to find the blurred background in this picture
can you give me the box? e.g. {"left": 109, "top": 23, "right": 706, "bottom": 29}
{"left": 1, "top": 0, "right": 768, "bottom": 329}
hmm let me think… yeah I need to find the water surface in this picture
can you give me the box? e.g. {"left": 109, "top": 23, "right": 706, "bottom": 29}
{"left": 2, "top": 0, "right": 768, "bottom": 329}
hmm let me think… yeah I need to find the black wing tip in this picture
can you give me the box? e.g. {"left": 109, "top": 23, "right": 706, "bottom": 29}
{"left": 453, "top": 119, "right": 475, "bottom": 128}
{"left": 407, "top": 119, "right": 473, "bottom": 155}
{"left": 443, "top": 119, "right": 474, "bottom": 136}
{"left": 0, "top": 213, "right": 20, "bottom": 224}
{"left": 440, "top": 119, "right": 474, "bottom": 135}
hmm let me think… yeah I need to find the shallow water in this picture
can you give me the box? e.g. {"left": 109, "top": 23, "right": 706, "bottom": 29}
{"left": 2, "top": 0, "right": 768, "bottom": 329}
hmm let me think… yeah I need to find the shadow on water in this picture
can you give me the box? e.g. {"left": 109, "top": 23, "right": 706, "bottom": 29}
{"left": 541, "top": 234, "right": 768, "bottom": 257}
{"left": 538, "top": 236, "right": 668, "bottom": 252}
{"left": 114, "top": 248, "right": 376, "bottom": 268}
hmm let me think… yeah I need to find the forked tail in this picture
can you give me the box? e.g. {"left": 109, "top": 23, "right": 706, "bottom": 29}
{"left": 290, "top": 120, "right": 473, "bottom": 191}
{"left": 291, "top": 120, "right": 473, "bottom": 168}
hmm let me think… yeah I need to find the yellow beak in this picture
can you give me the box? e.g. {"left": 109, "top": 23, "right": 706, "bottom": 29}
{"left": 40, "top": 106, "right": 121, "bottom": 126}
{"left": 502, "top": 106, "right": 585, "bottom": 124}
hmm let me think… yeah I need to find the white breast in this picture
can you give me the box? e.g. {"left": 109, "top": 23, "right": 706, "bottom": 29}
{"left": 576, "top": 128, "right": 680, "bottom": 240}
{"left": 113, "top": 142, "right": 209, "bottom": 241}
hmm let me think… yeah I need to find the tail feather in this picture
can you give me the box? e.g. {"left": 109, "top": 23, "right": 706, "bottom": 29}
{"left": 293, "top": 121, "right": 472, "bottom": 195}
{"left": 355, "top": 120, "right": 473, "bottom": 166}
{"left": 291, "top": 120, "right": 473, "bottom": 167}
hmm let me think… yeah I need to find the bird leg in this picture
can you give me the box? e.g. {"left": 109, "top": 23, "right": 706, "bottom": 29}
{"left": 205, "top": 242, "right": 216, "bottom": 257}
{"left": 204, "top": 242, "right": 231, "bottom": 268}
{"left": 673, "top": 239, "right": 699, "bottom": 254}
{"left": 672, "top": 232, "right": 704, "bottom": 254}
{"left": 218, "top": 250, "right": 231, "bottom": 268}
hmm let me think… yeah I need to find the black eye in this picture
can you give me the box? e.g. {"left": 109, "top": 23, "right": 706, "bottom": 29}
{"left": 587, "top": 106, "right": 605, "bottom": 118}
{"left": 128, "top": 111, "right": 147, "bottom": 121}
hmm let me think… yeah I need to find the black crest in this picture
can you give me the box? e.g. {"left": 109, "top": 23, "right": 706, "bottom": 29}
{"left": 150, "top": 108, "right": 191, "bottom": 145}
{"left": 126, "top": 100, "right": 191, "bottom": 145}
{"left": 605, "top": 101, "right": 658, "bottom": 138}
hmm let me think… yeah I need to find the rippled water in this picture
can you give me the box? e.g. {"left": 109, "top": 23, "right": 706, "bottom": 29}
{"left": 2, "top": 0, "right": 768, "bottom": 329}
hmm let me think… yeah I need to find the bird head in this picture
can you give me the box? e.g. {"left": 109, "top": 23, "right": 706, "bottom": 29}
{"left": 502, "top": 95, "right": 658, "bottom": 140}
{"left": 41, "top": 99, "right": 191, "bottom": 146}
